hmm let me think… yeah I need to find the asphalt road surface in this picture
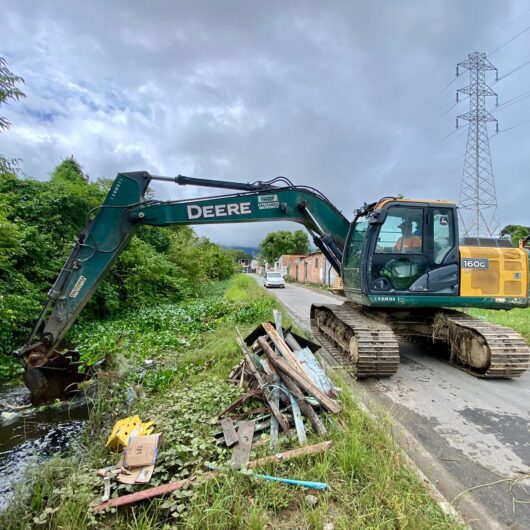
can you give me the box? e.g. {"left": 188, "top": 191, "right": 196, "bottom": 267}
{"left": 253, "top": 276, "right": 530, "bottom": 529}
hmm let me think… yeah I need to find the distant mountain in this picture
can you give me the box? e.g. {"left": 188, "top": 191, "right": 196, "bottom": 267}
{"left": 223, "top": 245, "right": 259, "bottom": 257}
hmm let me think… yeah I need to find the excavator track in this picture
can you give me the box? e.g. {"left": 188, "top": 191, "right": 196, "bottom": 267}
{"left": 432, "top": 311, "right": 530, "bottom": 378}
{"left": 310, "top": 303, "right": 400, "bottom": 378}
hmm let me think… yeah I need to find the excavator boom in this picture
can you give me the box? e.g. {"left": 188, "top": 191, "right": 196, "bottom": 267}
{"left": 17, "top": 171, "right": 349, "bottom": 403}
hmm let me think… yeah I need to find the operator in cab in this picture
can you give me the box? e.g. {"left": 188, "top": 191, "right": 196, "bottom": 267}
{"left": 393, "top": 215, "right": 422, "bottom": 253}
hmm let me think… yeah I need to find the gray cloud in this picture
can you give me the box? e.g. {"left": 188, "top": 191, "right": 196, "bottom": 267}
{"left": 2, "top": 0, "right": 529, "bottom": 246}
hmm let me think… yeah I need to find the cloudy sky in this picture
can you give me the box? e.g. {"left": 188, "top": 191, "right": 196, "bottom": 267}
{"left": 2, "top": 1, "right": 529, "bottom": 246}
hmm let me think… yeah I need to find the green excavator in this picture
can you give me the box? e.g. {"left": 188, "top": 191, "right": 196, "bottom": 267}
{"left": 14, "top": 172, "right": 530, "bottom": 404}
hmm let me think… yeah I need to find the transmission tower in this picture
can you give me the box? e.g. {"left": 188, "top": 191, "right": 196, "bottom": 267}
{"left": 456, "top": 52, "right": 500, "bottom": 237}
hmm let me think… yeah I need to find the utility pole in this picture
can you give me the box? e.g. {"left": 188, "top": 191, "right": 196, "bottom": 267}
{"left": 456, "top": 52, "right": 499, "bottom": 238}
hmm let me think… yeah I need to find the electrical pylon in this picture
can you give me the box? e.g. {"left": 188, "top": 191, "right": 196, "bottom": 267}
{"left": 456, "top": 52, "right": 500, "bottom": 238}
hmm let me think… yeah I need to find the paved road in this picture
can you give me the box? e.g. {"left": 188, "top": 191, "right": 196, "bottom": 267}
{"left": 254, "top": 277, "right": 530, "bottom": 529}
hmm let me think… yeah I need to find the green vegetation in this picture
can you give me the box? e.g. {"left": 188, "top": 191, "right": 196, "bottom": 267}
{"left": 0, "top": 161, "right": 239, "bottom": 380}
{"left": 1, "top": 275, "right": 459, "bottom": 529}
{"left": 0, "top": 56, "right": 25, "bottom": 173}
{"left": 259, "top": 229, "right": 310, "bottom": 264}
{"left": 500, "top": 224, "right": 530, "bottom": 245}
{"left": 469, "top": 307, "right": 530, "bottom": 342}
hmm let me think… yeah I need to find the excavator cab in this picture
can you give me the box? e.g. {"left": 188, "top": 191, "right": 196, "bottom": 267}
{"left": 342, "top": 199, "right": 460, "bottom": 302}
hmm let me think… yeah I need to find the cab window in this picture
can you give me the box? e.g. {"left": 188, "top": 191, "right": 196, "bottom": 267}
{"left": 345, "top": 216, "right": 368, "bottom": 268}
{"left": 433, "top": 208, "right": 454, "bottom": 264}
{"left": 375, "top": 207, "right": 423, "bottom": 254}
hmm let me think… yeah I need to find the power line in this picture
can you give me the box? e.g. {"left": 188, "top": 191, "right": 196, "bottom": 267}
{"left": 493, "top": 89, "right": 530, "bottom": 113}
{"left": 488, "top": 6, "right": 530, "bottom": 54}
{"left": 373, "top": 95, "right": 468, "bottom": 180}
{"left": 389, "top": 74, "right": 461, "bottom": 146}
{"left": 494, "top": 118, "right": 530, "bottom": 135}
{"left": 498, "top": 88, "right": 530, "bottom": 107}
{"left": 496, "top": 58, "right": 530, "bottom": 82}
{"left": 389, "top": 125, "right": 469, "bottom": 185}
{"left": 489, "top": 26, "right": 530, "bottom": 55}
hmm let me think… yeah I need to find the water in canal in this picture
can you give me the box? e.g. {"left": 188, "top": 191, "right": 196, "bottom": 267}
{"left": 0, "top": 380, "right": 88, "bottom": 510}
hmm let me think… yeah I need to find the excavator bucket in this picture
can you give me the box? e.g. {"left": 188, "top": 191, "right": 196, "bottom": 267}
{"left": 23, "top": 349, "right": 89, "bottom": 405}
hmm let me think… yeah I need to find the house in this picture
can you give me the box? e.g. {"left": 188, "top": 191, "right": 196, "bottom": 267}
{"left": 277, "top": 254, "right": 304, "bottom": 277}
{"left": 279, "top": 251, "right": 337, "bottom": 286}
{"left": 237, "top": 258, "right": 250, "bottom": 272}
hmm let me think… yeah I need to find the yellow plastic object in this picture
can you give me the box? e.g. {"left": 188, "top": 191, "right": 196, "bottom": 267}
{"left": 106, "top": 416, "right": 154, "bottom": 450}
{"left": 460, "top": 246, "right": 528, "bottom": 297}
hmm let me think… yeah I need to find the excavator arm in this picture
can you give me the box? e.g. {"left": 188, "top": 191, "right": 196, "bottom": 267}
{"left": 17, "top": 171, "right": 350, "bottom": 403}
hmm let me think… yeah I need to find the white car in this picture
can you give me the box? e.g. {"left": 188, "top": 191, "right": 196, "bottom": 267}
{"left": 264, "top": 271, "right": 285, "bottom": 288}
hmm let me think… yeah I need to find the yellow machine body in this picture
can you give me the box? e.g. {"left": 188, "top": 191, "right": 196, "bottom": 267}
{"left": 459, "top": 246, "right": 529, "bottom": 298}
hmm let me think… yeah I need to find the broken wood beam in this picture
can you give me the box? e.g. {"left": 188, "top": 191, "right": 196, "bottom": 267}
{"left": 93, "top": 472, "right": 218, "bottom": 512}
{"left": 220, "top": 417, "right": 239, "bottom": 448}
{"left": 231, "top": 421, "right": 255, "bottom": 470}
{"left": 262, "top": 322, "right": 307, "bottom": 377}
{"left": 258, "top": 337, "right": 340, "bottom": 414}
{"left": 248, "top": 441, "right": 332, "bottom": 469}
{"left": 238, "top": 363, "right": 246, "bottom": 388}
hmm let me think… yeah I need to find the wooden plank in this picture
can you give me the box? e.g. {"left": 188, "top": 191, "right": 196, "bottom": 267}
{"left": 258, "top": 337, "right": 340, "bottom": 414}
{"left": 238, "top": 363, "right": 245, "bottom": 388}
{"left": 263, "top": 322, "right": 307, "bottom": 377}
{"left": 220, "top": 417, "right": 239, "bottom": 448}
{"left": 93, "top": 472, "right": 218, "bottom": 512}
{"left": 231, "top": 421, "right": 256, "bottom": 470}
{"left": 248, "top": 441, "right": 332, "bottom": 469}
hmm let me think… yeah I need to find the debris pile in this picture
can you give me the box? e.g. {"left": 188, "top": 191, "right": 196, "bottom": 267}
{"left": 219, "top": 310, "right": 340, "bottom": 465}
{"left": 93, "top": 310, "right": 339, "bottom": 512}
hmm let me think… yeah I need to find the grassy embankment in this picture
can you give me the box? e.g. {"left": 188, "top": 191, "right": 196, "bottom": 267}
{"left": 469, "top": 307, "right": 530, "bottom": 342}
{"left": 1, "top": 275, "right": 461, "bottom": 529}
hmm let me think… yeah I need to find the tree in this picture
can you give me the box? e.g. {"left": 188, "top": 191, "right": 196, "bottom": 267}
{"left": 51, "top": 157, "right": 88, "bottom": 184}
{"left": 259, "top": 229, "right": 310, "bottom": 263}
{"left": 500, "top": 224, "right": 530, "bottom": 245}
{"left": 0, "top": 57, "right": 25, "bottom": 172}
